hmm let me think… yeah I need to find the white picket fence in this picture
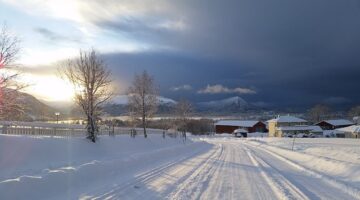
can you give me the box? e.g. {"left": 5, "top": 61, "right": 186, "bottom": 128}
{"left": 0, "top": 121, "right": 164, "bottom": 137}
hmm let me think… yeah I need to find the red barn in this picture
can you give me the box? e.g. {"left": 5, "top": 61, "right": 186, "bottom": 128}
{"left": 215, "top": 120, "right": 266, "bottom": 134}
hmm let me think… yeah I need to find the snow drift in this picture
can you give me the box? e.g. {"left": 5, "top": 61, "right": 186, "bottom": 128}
{"left": 0, "top": 133, "right": 211, "bottom": 199}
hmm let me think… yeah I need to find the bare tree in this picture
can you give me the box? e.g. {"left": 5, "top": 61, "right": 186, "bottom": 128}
{"left": 175, "top": 99, "right": 193, "bottom": 139}
{"left": 348, "top": 105, "right": 360, "bottom": 118}
{"left": 308, "top": 104, "right": 330, "bottom": 122}
{"left": 127, "top": 71, "right": 158, "bottom": 138}
{"left": 59, "top": 49, "right": 112, "bottom": 142}
{"left": 0, "top": 24, "right": 20, "bottom": 68}
{"left": 0, "top": 24, "right": 26, "bottom": 120}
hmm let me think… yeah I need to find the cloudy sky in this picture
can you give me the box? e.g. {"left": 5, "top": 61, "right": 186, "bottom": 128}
{"left": 1, "top": 0, "right": 360, "bottom": 109}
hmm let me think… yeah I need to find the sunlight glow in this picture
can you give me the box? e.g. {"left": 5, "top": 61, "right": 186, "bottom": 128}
{"left": 20, "top": 48, "right": 78, "bottom": 66}
{"left": 22, "top": 74, "right": 76, "bottom": 102}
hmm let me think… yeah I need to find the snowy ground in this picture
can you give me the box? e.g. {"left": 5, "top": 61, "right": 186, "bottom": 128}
{"left": 1, "top": 134, "right": 360, "bottom": 199}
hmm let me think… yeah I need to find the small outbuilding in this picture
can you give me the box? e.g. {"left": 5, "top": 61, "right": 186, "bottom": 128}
{"left": 336, "top": 125, "right": 360, "bottom": 138}
{"left": 215, "top": 120, "right": 266, "bottom": 134}
{"left": 315, "top": 119, "right": 354, "bottom": 130}
{"left": 233, "top": 128, "right": 248, "bottom": 137}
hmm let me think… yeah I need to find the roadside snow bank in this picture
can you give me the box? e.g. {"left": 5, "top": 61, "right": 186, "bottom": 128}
{"left": 246, "top": 138, "right": 360, "bottom": 189}
{"left": 0, "top": 133, "right": 212, "bottom": 199}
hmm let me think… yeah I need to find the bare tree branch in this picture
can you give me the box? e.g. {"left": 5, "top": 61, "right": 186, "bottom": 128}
{"left": 308, "top": 104, "right": 331, "bottom": 123}
{"left": 175, "top": 99, "right": 193, "bottom": 136}
{"left": 59, "top": 49, "right": 113, "bottom": 142}
{"left": 127, "top": 71, "right": 158, "bottom": 138}
{"left": 0, "top": 23, "right": 25, "bottom": 120}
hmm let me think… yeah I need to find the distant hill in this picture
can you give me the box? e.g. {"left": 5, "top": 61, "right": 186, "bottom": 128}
{"left": 103, "top": 95, "right": 263, "bottom": 116}
{"left": 12, "top": 93, "right": 264, "bottom": 119}
{"left": 196, "top": 96, "right": 252, "bottom": 114}
{"left": 5, "top": 90, "right": 58, "bottom": 121}
{"left": 103, "top": 95, "right": 177, "bottom": 116}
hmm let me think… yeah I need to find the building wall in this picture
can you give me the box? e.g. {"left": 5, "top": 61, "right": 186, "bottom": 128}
{"left": 216, "top": 122, "right": 266, "bottom": 134}
{"left": 269, "top": 121, "right": 308, "bottom": 137}
{"left": 247, "top": 122, "right": 267, "bottom": 133}
{"left": 268, "top": 122, "right": 276, "bottom": 137}
{"left": 215, "top": 125, "right": 239, "bottom": 134}
{"left": 278, "top": 130, "right": 311, "bottom": 137}
{"left": 345, "top": 132, "right": 360, "bottom": 139}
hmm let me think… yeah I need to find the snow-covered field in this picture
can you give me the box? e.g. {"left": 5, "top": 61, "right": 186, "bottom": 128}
{"left": 1, "top": 134, "right": 360, "bottom": 199}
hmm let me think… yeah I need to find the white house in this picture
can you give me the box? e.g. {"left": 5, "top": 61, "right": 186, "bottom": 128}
{"left": 267, "top": 115, "right": 308, "bottom": 137}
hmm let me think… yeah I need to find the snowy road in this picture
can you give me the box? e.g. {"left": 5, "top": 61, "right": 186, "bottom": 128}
{"left": 2, "top": 135, "right": 360, "bottom": 200}
{"left": 86, "top": 138, "right": 359, "bottom": 200}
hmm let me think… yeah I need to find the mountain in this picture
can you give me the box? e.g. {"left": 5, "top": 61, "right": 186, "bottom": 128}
{"left": 198, "top": 96, "right": 248, "bottom": 108}
{"left": 103, "top": 95, "right": 177, "bottom": 116}
{"left": 197, "top": 96, "right": 250, "bottom": 113}
{"left": 110, "top": 95, "right": 176, "bottom": 105}
{"left": 5, "top": 90, "right": 58, "bottom": 121}
{"left": 103, "top": 95, "right": 264, "bottom": 116}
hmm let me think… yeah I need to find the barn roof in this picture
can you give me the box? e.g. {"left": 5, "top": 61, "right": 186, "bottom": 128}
{"left": 318, "top": 119, "right": 354, "bottom": 126}
{"left": 214, "top": 120, "right": 261, "bottom": 127}
{"left": 267, "top": 116, "right": 307, "bottom": 123}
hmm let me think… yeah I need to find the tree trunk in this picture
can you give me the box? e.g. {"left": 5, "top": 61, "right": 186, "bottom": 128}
{"left": 142, "top": 94, "right": 147, "bottom": 138}
{"left": 142, "top": 116, "right": 147, "bottom": 138}
{"left": 88, "top": 114, "right": 96, "bottom": 143}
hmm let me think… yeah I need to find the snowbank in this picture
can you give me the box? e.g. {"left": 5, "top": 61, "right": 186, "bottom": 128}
{"left": 0, "top": 133, "right": 212, "bottom": 199}
{"left": 245, "top": 138, "right": 360, "bottom": 190}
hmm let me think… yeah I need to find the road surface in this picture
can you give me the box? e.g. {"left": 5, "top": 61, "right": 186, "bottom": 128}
{"left": 87, "top": 138, "right": 359, "bottom": 200}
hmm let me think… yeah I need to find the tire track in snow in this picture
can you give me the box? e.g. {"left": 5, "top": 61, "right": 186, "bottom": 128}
{"left": 91, "top": 144, "right": 217, "bottom": 200}
{"left": 245, "top": 141, "right": 360, "bottom": 200}
{"left": 244, "top": 145, "right": 310, "bottom": 200}
{"left": 167, "top": 143, "right": 225, "bottom": 200}
{"left": 200, "top": 142, "right": 243, "bottom": 199}
{"left": 250, "top": 140, "right": 360, "bottom": 165}
{"left": 134, "top": 143, "right": 224, "bottom": 200}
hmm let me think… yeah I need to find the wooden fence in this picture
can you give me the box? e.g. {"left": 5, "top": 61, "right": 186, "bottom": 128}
{"left": 0, "top": 121, "right": 165, "bottom": 137}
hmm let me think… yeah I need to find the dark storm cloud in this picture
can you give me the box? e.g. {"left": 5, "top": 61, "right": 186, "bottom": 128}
{"left": 94, "top": 0, "right": 360, "bottom": 62}
{"left": 102, "top": 50, "right": 360, "bottom": 110}
{"left": 56, "top": 0, "right": 360, "bottom": 109}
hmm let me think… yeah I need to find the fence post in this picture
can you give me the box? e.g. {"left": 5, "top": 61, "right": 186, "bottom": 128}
{"left": 2, "top": 125, "right": 8, "bottom": 134}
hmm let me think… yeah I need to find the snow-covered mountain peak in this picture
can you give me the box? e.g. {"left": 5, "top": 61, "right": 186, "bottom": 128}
{"left": 110, "top": 95, "right": 177, "bottom": 105}
{"left": 199, "top": 96, "right": 248, "bottom": 107}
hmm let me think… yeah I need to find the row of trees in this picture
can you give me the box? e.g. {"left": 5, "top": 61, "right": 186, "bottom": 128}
{"left": 60, "top": 49, "right": 195, "bottom": 142}
{"left": 307, "top": 104, "right": 360, "bottom": 122}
